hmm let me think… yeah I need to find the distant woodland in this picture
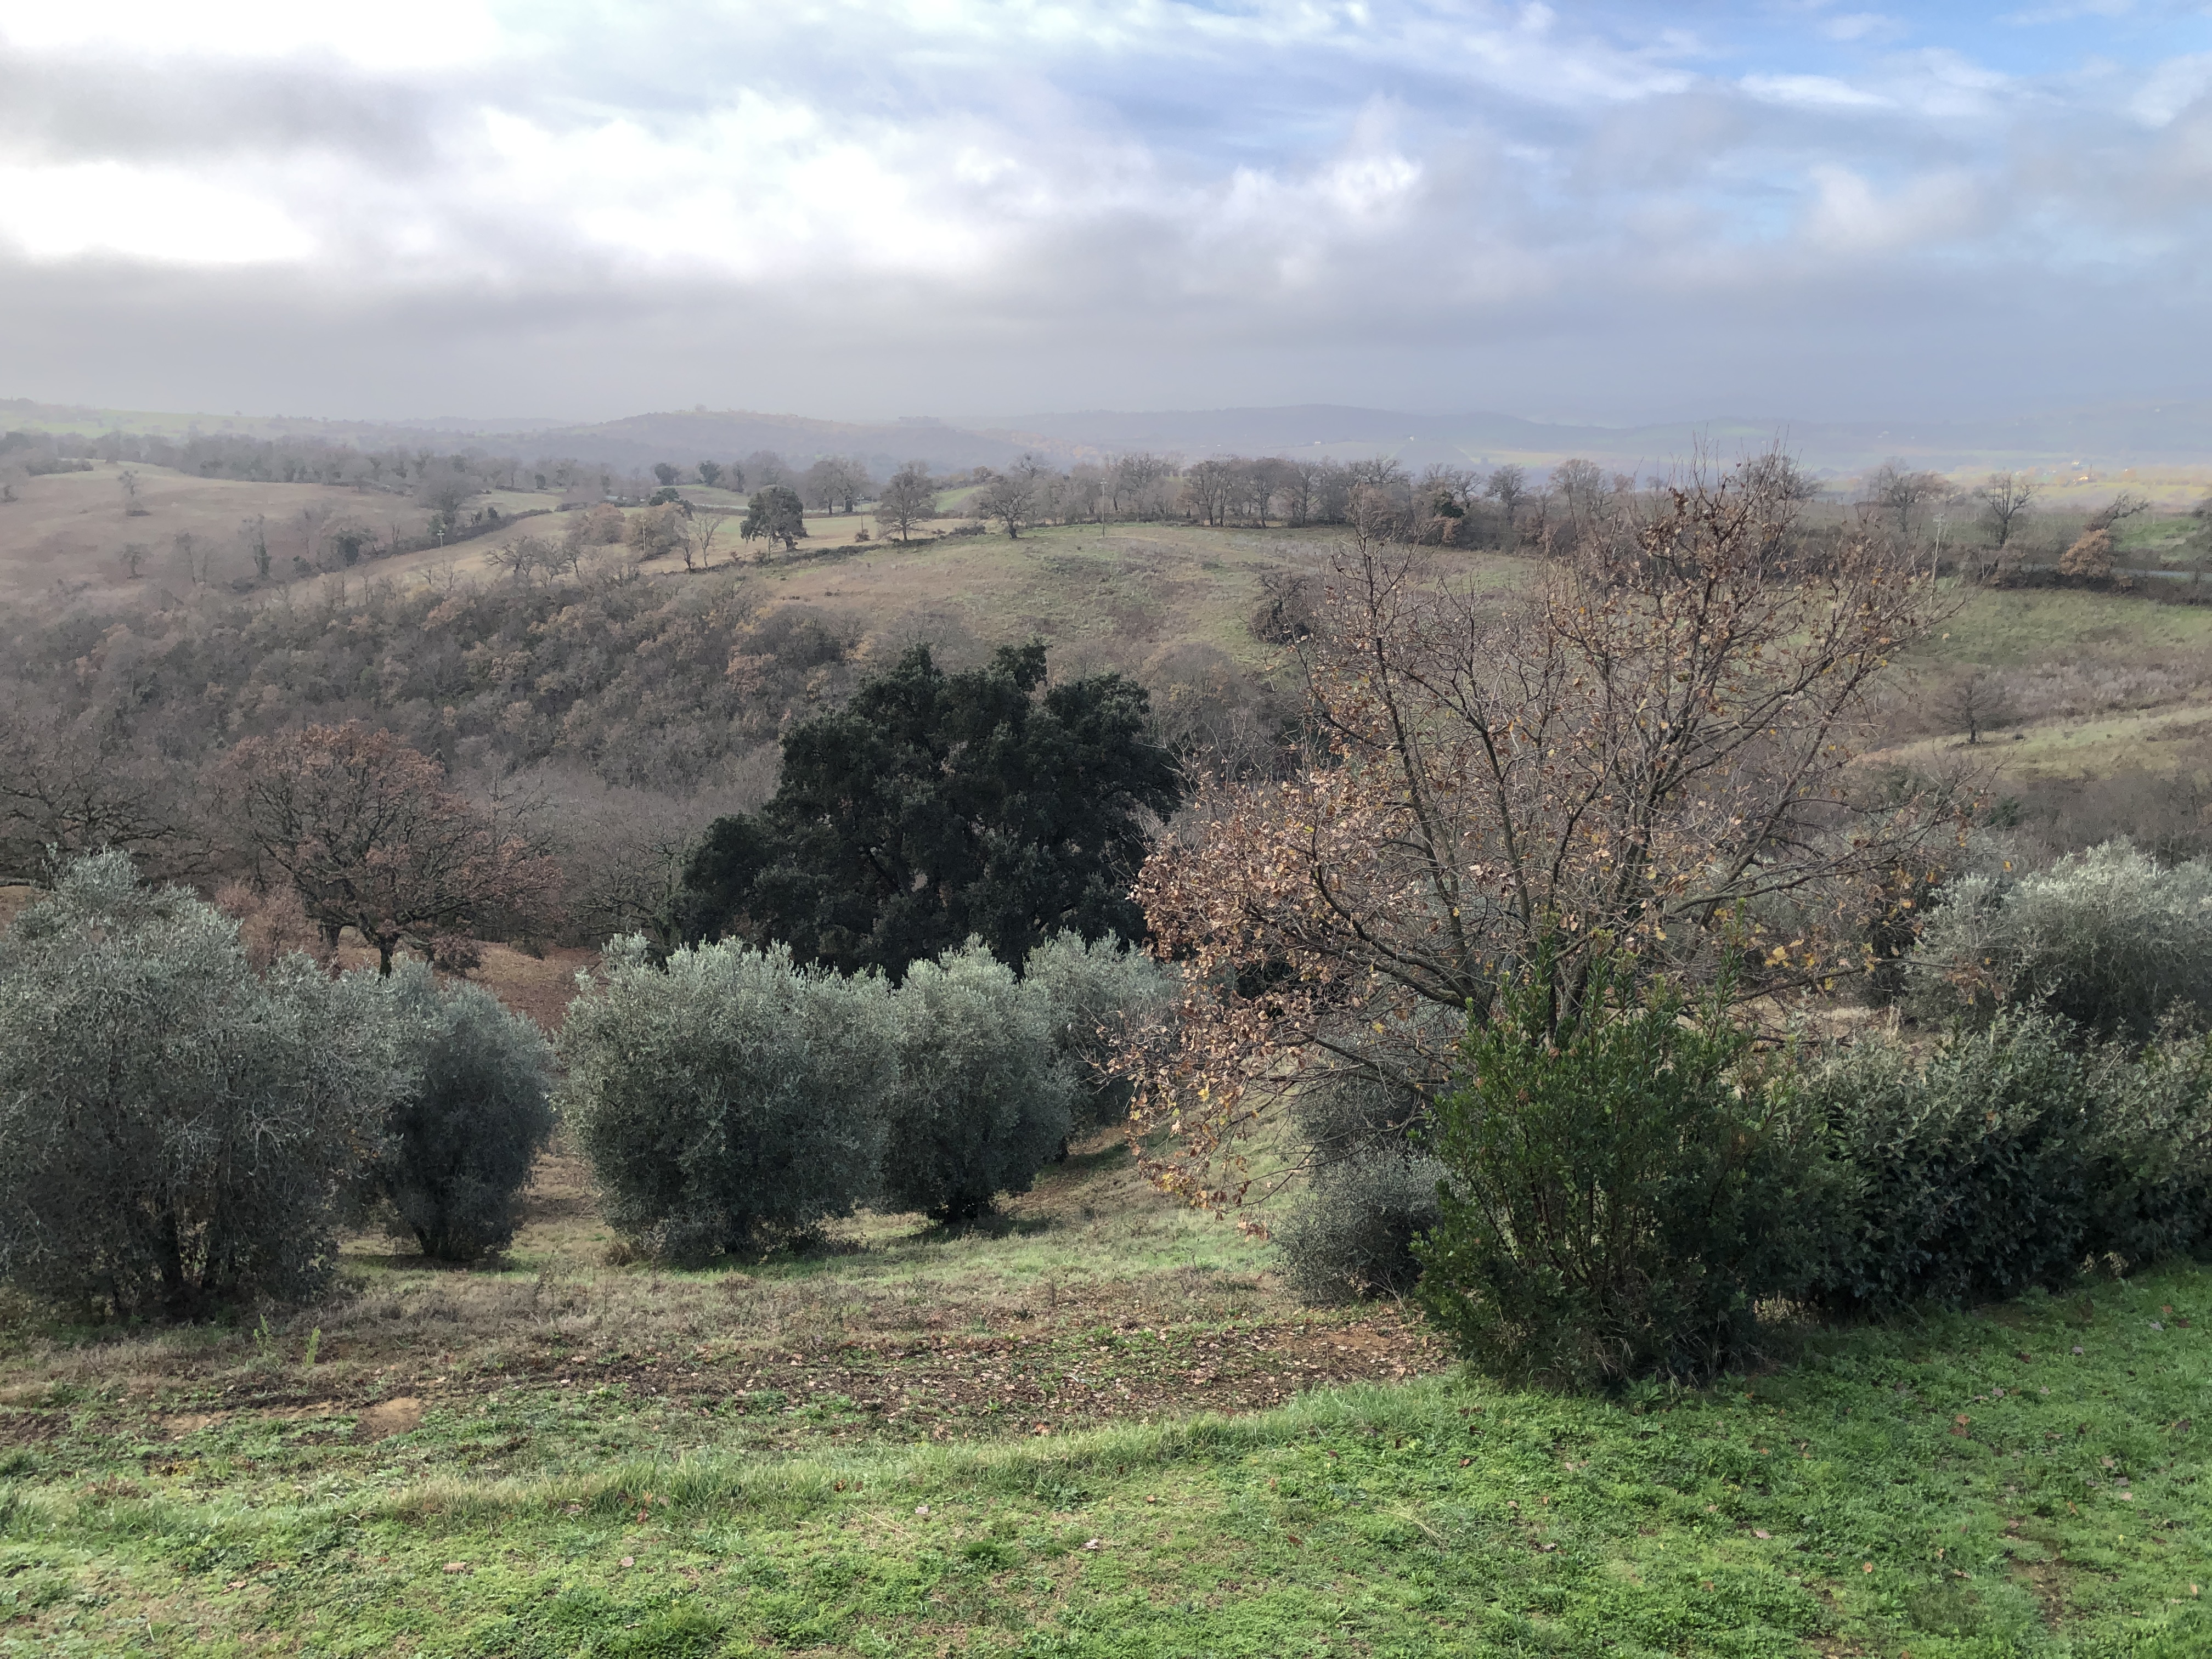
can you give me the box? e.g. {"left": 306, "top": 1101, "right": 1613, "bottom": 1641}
{"left": 3, "top": 420, "right": 2210, "bottom": 970}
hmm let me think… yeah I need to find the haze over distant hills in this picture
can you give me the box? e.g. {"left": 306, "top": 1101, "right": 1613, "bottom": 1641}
{"left": 6, "top": 397, "right": 2209, "bottom": 479}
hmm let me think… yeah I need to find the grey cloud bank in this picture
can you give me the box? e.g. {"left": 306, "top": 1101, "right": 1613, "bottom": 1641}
{"left": 0, "top": 1, "right": 2207, "bottom": 424}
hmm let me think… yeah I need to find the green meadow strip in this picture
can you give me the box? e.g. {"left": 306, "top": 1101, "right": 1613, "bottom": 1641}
{"left": 4, "top": 1265, "right": 2208, "bottom": 1656}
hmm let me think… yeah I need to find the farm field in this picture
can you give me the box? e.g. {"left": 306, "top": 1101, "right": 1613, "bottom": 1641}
{"left": 0, "top": 1126, "right": 2204, "bottom": 1656}
{"left": 0, "top": 462, "right": 552, "bottom": 610}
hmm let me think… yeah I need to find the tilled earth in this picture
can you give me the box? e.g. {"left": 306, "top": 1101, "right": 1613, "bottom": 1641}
{"left": 1, "top": 1312, "right": 1449, "bottom": 1458}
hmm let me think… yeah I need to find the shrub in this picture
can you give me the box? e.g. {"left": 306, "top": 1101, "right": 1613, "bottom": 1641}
{"left": 0, "top": 853, "right": 396, "bottom": 1318}
{"left": 1796, "top": 1012, "right": 2212, "bottom": 1313}
{"left": 882, "top": 941, "right": 1074, "bottom": 1222}
{"left": 1413, "top": 959, "right": 1817, "bottom": 1389}
{"left": 2089, "top": 1032, "right": 2212, "bottom": 1269}
{"left": 1906, "top": 841, "right": 2212, "bottom": 1041}
{"left": 1290, "top": 1069, "right": 1428, "bottom": 1168}
{"left": 1277, "top": 1069, "right": 1436, "bottom": 1305}
{"left": 558, "top": 938, "right": 898, "bottom": 1262}
{"left": 1277, "top": 1146, "right": 1444, "bottom": 1304}
{"left": 1023, "top": 930, "right": 1178, "bottom": 1128}
{"left": 370, "top": 961, "right": 557, "bottom": 1262}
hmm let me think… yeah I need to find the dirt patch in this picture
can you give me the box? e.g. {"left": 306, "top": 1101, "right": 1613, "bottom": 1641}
{"left": 0, "top": 885, "right": 37, "bottom": 933}
{"left": 512, "top": 1148, "right": 598, "bottom": 1227}
{"left": 470, "top": 943, "right": 599, "bottom": 1032}
{"left": 354, "top": 1397, "right": 425, "bottom": 1442}
{"left": 160, "top": 1413, "right": 221, "bottom": 1439}
{"left": 0, "top": 1408, "right": 69, "bottom": 1446}
{"left": 554, "top": 1313, "right": 1452, "bottom": 1439}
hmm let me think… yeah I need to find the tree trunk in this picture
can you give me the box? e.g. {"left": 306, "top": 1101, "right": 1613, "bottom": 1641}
{"left": 157, "top": 1203, "right": 191, "bottom": 1317}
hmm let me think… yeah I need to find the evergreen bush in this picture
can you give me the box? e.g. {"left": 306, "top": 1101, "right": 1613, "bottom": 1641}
{"left": 1796, "top": 1012, "right": 2212, "bottom": 1312}
{"left": 1023, "top": 930, "right": 1177, "bottom": 1128}
{"left": 0, "top": 853, "right": 397, "bottom": 1317}
{"left": 882, "top": 941, "right": 1074, "bottom": 1222}
{"left": 558, "top": 938, "right": 897, "bottom": 1262}
{"left": 371, "top": 961, "right": 557, "bottom": 1263}
{"left": 1907, "top": 841, "right": 2212, "bottom": 1040}
{"left": 1414, "top": 957, "right": 1818, "bottom": 1389}
{"left": 1277, "top": 1146, "right": 1444, "bottom": 1304}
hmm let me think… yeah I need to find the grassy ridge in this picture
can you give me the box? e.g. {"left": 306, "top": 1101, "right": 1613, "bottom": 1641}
{"left": 3, "top": 1265, "right": 2205, "bottom": 1656}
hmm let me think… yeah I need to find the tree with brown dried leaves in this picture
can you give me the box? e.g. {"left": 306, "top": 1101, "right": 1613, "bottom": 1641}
{"left": 1124, "top": 454, "right": 1967, "bottom": 1210}
{"left": 222, "top": 723, "right": 560, "bottom": 975}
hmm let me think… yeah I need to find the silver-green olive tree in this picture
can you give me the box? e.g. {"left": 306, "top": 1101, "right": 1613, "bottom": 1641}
{"left": 558, "top": 938, "right": 899, "bottom": 1262}
{"left": 1023, "top": 930, "right": 1178, "bottom": 1129}
{"left": 370, "top": 960, "right": 556, "bottom": 1263}
{"left": 0, "top": 853, "right": 398, "bottom": 1318}
{"left": 881, "top": 941, "right": 1074, "bottom": 1222}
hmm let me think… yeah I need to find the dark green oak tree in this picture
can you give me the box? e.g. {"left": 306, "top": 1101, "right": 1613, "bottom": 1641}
{"left": 684, "top": 642, "right": 1184, "bottom": 978}
{"left": 739, "top": 484, "right": 807, "bottom": 552}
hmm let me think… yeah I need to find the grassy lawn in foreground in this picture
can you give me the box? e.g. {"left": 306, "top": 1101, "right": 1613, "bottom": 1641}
{"left": 2, "top": 1255, "right": 2205, "bottom": 1656}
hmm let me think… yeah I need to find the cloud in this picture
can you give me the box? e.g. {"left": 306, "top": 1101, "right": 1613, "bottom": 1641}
{"left": 0, "top": 0, "right": 2203, "bottom": 422}
{"left": 2132, "top": 53, "right": 2212, "bottom": 125}
{"left": 2002, "top": 1, "right": 2136, "bottom": 21}
{"left": 0, "top": 161, "right": 316, "bottom": 263}
{"left": 1818, "top": 13, "right": 1908, "bottom": 45}
{"left": 1741, "top": 74, "right": 1893, "bottom": 112}
{"left": 1801, "top": 165, "right": 1987, "bottom": 253}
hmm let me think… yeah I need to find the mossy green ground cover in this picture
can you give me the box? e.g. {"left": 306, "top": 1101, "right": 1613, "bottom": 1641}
{"left": 1922, "top": 589, "right": 2212, "bottom": 673}
{"left": 3, "top": 1266, "right": 2204, "bottom": 1656}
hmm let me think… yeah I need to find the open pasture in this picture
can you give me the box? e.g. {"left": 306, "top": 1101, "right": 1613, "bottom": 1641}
{"left": 0, "top": 1150, "right": 2203, "bottom": 1656}
{"left": 0, "top": 463, "right": 552, "bottom": 611}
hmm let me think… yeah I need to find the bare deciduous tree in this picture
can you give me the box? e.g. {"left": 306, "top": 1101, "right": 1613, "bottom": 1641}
{"left": 1943, "top": 668, "right": 2013, "bottom": 745}
{"left": 1483, "top": 464, "right": 1530, "bottom": 536}
{"left": 222, "top": 723, "right": 561, "bottom": 975}
{"left": 0, "top": 712, "right": 199, "bottom": 882}
{"left": 874, "top": 462, "right": 936, "bottom": 543}
{"left": 239, "top": 514, "right": 271, "bottom": 582}
{"left": 1863, "top": 459, "right": 1953, "bottom": 543}
{"left": 1975, "top": 470, "right": 2038, "bottom": 550}
{"left": 2089, "top": 490, "right": 2152, "bottom": 532}
{"left": 978, "top": 456, "right": 1047, "bottom": 538}
{"left": 1124, "top": 455, "right": 1962, "bottom": 1208}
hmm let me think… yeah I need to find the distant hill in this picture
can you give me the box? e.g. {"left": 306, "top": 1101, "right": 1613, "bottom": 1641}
{"left": 509, "top": 410, "right": 1041, "bottom": 474}
{"left": 7, "top": 395, "right": 2210, "bottom": 478}
{"left": 979, "top": 402, "right": 2212, "bottom": 476}
{"left": 0, "top": 399, "right": 1039, "bottom": 474}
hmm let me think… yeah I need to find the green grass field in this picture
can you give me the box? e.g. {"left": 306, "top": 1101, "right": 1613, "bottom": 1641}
{"left": 1919, "top": 588, "right": 2212, "bottom": 672}
{"left": 1, "top": 1121, "right": 2207, "bottom": 1656}
{"left": 2, "top": 1265, "right": 2204, "bottom": 1656}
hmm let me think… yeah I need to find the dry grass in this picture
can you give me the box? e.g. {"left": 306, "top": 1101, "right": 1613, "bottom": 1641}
{"left": 0, "top": 1127, "right": 1440, "bottom": 1456}
{"left": 0, "top": 461, "right": 548, "bottom": 609}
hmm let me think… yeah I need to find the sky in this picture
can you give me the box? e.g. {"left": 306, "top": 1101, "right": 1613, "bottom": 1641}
{"left": 1, "top": 1, "right": 2208, "bottom": 425}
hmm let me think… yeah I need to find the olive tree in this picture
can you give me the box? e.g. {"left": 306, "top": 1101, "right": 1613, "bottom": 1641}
{"left": 0, "top": 853, "right": 398, "bottom": 1318}
{"left": 882, "top": 941, "right": 1074, "bottom": 1222}
{"left": 370, "top": 961, "right": 556, "bottom": 1262}
{"left": 1907, "top": 840, "right": 2212, "bottom": 1041}
{"left": 559, "top": 938, "right": 898, "bottom": 1261}
{"left": 1024, "top": 930, "right": 1178, "bottom": 1128}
